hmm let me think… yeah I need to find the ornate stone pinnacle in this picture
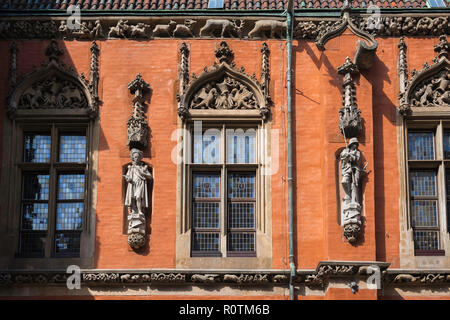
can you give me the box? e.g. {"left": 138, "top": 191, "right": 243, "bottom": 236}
{"left": 338, "top": 57, "right": 359, "bottom": 76}
{"left": 434, "top": 35, "right": 449, "bottom": 60}
{"left": 215, "top": 41, "right": 234, "bottom": 64}
{"left": 45, "top": 40, "right": 63, "bottom": 62}
{"left": 128, "top": 74, "right": 150, "bottom": 102}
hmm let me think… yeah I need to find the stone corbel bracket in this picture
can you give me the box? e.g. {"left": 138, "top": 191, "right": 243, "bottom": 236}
{"left": 315, "top": 2, "right": 378, "bottom": 70}
{"left": 177, "top": 41, "right": 271, "bottom": 121}
{"left": 400, "top": 35, "right": 450, "bottom": 115}
{"left": 7, "top": 40, "right": 100, "bottom": 119}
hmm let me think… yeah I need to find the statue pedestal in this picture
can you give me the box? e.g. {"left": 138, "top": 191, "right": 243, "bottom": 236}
{"left": 127, "top": 211, "right": 146, "bottom": 249}
{"left": 341, "top": 201, "right": 362, "bottom": 244}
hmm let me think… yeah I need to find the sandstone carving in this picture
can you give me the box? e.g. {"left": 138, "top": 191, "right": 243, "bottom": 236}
{"left": 127, "top": 74, "right": 151, "bottom": 149}
{"left": 248, "top": 20, "right": 286, "bottom": 38}
{"left": 152, "top": 20, "right": 177, "bottom": 37}
{"left": 124, "top": 149, "right": 153, "bottom": 250}
{"left": 177, "top": 41, "right": 271, "bottom": 120}
{"left": 199, "top": 19, "right": 245, "bottom": 38}
{"left": 173, "top": 19, "right": 197, "bottom": 37}
{"left": 338, "top": 57, "right": 361, "bottom": 138}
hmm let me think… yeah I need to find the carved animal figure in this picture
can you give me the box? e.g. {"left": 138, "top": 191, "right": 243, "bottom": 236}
{"left": 191, "top": 85, "right": 218, "bottom": 109}
{"left": 248, "top": 20, "right": 286, "bottom": 38}
{"left": 172, "top": 19, "right": 197, "bottom": 37}
{"left": 152, "top": 20, "right": 177, "bottom": 37}
{"left": 108, "top": 19, "right": 129, "bottom": 38}
{"left": 199, "top": 19, "right": 245, "bottom": 38}
{"left": 130, "top": 23, "right": 150, "bottom": 38}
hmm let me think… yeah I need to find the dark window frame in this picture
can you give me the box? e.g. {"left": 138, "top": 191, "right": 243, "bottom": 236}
{"left": 16, "top": 123, "right": 89, "bottom": 259}
{"left": 189, "top": 124, "right": 258, "bottom": 257}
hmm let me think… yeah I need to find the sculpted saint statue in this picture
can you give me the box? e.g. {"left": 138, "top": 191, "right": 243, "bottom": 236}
{"left": 124, "top": 148, "right": 152, "bottom": 215}
{"left": 123, "top": 148, "right": 152, "bottom": 248}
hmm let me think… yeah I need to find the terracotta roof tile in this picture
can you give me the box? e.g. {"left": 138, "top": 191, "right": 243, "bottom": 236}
{"left": 0, "top": 0, "right": 434, "bottom": 9}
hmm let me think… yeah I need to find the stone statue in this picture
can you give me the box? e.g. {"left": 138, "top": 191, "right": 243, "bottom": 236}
{"left": 123, "top": 148, "right": 152, "bottom": 249}
{"left": 340, "top": 137, "right": 365, "bottom": 243}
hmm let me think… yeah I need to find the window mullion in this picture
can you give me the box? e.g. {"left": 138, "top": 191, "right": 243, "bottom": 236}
{"left": 45, "top": 125, "right": 58, "bottom": 258}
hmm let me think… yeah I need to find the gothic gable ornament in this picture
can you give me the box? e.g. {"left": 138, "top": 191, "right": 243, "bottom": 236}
{"left": 177, "top": 41, "right": 271, "bottom": 120}
{"left": 315, "top": 1, "right": 378, "bottom": 70}
{"left": 399, "top": 36, "right": 450, "bottom": 114}
{"left": 8, "top": 40, "right": 100, "bottom": 119}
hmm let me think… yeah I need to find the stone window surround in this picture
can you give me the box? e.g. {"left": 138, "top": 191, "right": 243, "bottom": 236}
{"left": 0, "top": 111, "right": 99, "bottom": 270}
{"left": 176, "top": 115, "right": 273, "bottom": 269}
{"left": 398, "top": 109, "right": 450, "bottom": 269}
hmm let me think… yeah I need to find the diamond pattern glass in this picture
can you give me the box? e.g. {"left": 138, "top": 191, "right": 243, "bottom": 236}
{"left": 410, "top": 200, "right": 438, "bottom": 227}
{"left": 193, "top": 203, "right": 220, "bottom": 229}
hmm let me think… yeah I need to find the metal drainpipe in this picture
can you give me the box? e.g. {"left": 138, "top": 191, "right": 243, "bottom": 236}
{"left": 285, "top": 0, "right": 296, "bottom": 301}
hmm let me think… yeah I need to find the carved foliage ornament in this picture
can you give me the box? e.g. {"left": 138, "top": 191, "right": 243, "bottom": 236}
{"left": 178, "top": 41, "right": 271, "bottom": 120}
{"left": 8, "top": 40, "right": 100, "bottom": 118}
{"left": 400, "top": 36, "right": 450, "bottom": 114}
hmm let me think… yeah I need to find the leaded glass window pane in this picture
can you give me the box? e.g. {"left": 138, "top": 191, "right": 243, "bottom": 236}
{"left": 55, "top": 231, "right": 81, "bottom": 256}
{"left": 193, "top": 203, "right": 220, "bottom": 229}
{"left": 409, "top": 171, "right": 436, "bottom": 197}
{"left": 192, "top": 233, "right": 219, "bottom": 251}
{"left": 408, "top": 132, "right": 434, "bottom": 160}
{"left": 228, "top": 203, "right": 255, "bottom": 229}
{"left": 410, "top": 200, "right": 438, "bottom": 227}
{"left": 24, "top": 134, "right": 51, "bottom": 163}
{"left": 59, "top": 135, "right": 86, "bottom": 163}
{"left": 58, "top": 174, "right": 85, "bottom": 200}
{"left": 193, "top": 174, "right": 220, "bottom": 198}
{"left": 228, "top": 173, "right": 255, "bottom": 198}
{"left": 414, "top": 231, "right": 439, "bottom": 250}
{"left": 226, "top": 129, "right": 256, "bottom": 164}
{"left": 21, "top": 203, "right": 48, "bottom": 230}
{"left": 228, "top": 233, "right": 255, "bottom": 252}
{"left": 193, "top": 129, "right": 221, "bottom": 164}
{"left": 19, "top": 232, "right": 46, "bottom": 256}
{"left": 23, "top": 174, "right": 50, "bottom": 200}
{"left": 56, "top": 203, "right": 83, "bottom": 230}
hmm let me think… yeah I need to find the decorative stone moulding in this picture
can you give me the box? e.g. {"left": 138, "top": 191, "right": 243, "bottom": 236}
{"left": 7, "top": 40, "right": 100, "bottom": 119}
{"left": 399, "top": 35, "right": 450, "bottom": 115}
{"left": 314, "top": 1, "right": 378, "bottom": 70}
{"left": 337, "top": 56, "right": 366, "bottom": 245}
{"left": 177, "top": 41, "right": 271, "bottom": 121}
{"left": 0, "top": 15, "right": 449, "bottom": 41}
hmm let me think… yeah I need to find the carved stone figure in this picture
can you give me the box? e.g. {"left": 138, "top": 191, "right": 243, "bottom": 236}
{"left": 152, "top": 20, "right": 177, "bottom": 37}
{"left": 124, "top": 148, "right": 152, "bottom": 249}
{"left": 190, "top": 76, "right": 256, "bottom": 110}
{"left": 108, "top": 19, "right": 129, "bottom": 38}
{"left": 199, "top": 19, "right": 245, "bottom": 38}
{"left": 340, "top": 137, "right": 365, "bottom": 244}
{"left": 248, "top": 20, "right": 286, "bottom": 39}
{"left": 172, "top": 19, "right": 197, "bottom": 37}
{"left": 18, "top": 77, "right": 88, "bottom": 109}
{"left": 91, "top": 20, "right": 104, "bottom": 38}
{"left": 129, "top": 23, "right": 151, "bottom": 38}
{"left": 410, "top": 70, "right": 450, "bottom": 107}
